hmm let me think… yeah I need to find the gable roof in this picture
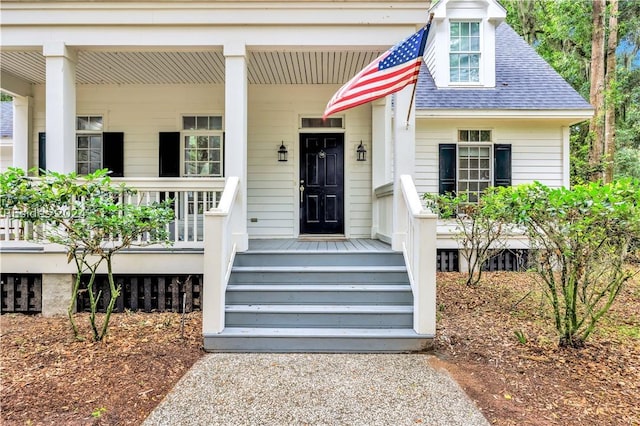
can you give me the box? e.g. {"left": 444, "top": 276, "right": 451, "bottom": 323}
{"left": 1, "top": 101, "right": 13, "bottom": 138}
{"left": 415, "top": 23, "right": 593, "bottom": 111}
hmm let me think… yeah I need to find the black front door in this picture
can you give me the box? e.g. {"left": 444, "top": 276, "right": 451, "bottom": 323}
{"left": 300, "top": 133, "right": 344, "bottom": 234}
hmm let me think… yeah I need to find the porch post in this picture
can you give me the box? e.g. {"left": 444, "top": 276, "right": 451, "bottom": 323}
{"left": 371, "top": 97, "right": 392, "bottom": 188}
{"left": 43, "top": 42, "right": 76, "bottom": 173}
{"left": 12, "top": 96, "right": 31, "bottom": 171}
{"left": 392, "top": 86, "right": 416, "bottom": 251}
{"left": 224, "top": 41, "right": 249, "bottom": 251}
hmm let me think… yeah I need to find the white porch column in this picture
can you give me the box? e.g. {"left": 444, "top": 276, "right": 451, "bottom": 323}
{"left": 12, "top": 96, "right": 31, "bottom": 170}
{"left": 372, "top": 97, "right": 392, "bottom": 188}
{"left": 224, "top": 41, "right": 249, "bottom": 251}
{"left": 392, "top": 86, "right": 417, "bottom": 251}
{"left": 43, "top": 42, "right": 76, "bottom": 173}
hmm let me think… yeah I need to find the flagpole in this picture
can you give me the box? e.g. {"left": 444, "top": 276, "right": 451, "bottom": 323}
{"left": 405, "top": 12, "right": 435, "bottom": 129}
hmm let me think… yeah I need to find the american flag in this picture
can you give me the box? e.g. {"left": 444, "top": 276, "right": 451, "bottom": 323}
{"left": 323, "top": 24, "right": 431, "bottom": 119}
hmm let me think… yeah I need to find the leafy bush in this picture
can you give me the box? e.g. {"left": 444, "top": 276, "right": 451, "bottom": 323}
{"left": 0, "top": 168, "right": 174, "bottom": 341}
{"left": 496, "top": 179, "right": 640, "bottom": 347}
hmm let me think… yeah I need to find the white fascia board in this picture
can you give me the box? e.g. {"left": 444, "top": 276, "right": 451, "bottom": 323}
{"left": 1, "top": 25, "right": 419, "bottom": 49}
{"left": 1, "top": 2, "right": 429, "bottom": 26}
{"left": 416, "top": 109, "right": 594, "bottom": 124}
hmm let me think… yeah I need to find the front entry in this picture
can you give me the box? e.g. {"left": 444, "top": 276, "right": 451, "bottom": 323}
{"left": 299, "top": 133, "right": 344, "bottom": 234}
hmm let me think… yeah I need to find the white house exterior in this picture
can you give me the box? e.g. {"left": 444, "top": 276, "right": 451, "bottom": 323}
{"left": 0, "top": 0, "right": 592, "bottom": 352}
{"left": 0, "top": 101, "right": 13, "bottom": 171}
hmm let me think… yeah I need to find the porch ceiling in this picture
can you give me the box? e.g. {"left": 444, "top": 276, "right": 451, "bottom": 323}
{"left": 0, "top": 49, "right": 383, "bottom": 86}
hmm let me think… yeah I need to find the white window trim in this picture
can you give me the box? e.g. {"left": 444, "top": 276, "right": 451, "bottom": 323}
{"left": 180, "top": 114, "right": 224, "bottom": 178}
{"left": 456, "top": 129, "right": 493, "bottom": 202}
{"left": 76, "top": 114, "right": 104, "bottom": 175}
{"left": 448, "top": 20, "right": 483, "bottom": 86}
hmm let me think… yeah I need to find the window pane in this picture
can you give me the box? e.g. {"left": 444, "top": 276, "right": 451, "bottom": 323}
{"left": 211, "top": 163, "right": 221, "bottom": 176}
{"left": 78, "top": 164, "right": 89, "bottom": 175}
{"left": 196, "top": 116, "right": 209, "bottom": 130}
{"left": 469, "top": 68, "right": 479, "bottom": 82}
{"left": 460, "top": 68, "right": 469, "bottom": 81}
{"left": 197, "top": 163, "right": 210, "bottom": 175}
{"left": 77, "top": 136, "right": 89, "bottom": 148}
{"left": 460, "top": 54, "right": 469, "bottom": 67}
{"left": 480, "top": 159, "right": 490, "bottom": 169}
{"left": 450, "top": 54, "right": 459, "bottom": 68}
{"left": 450, "top": 69, "right": 459, "bottom": 82}
{"left": 209, "top": 116, "right": 223, "bottom": 130}
{"left": 470, "top": 22, "right": 480, "bottom": 35}
{"left": 90, "top": 136, "right": 101, "bottom": 149}
{"left": 459, "top": 170, "right": 468, "bottom": 180}
{"left": 90, "top": 150, "right": 101, "bottom": 162}
{"left": 185, "top": 136, "right": 197, "bottom": 148}
{"left": 89, "top": 116, "right": 103, "bottom": 131}
{"left": 185, "top": 162, "right": 197, "bottom": 175}
{"left": 77, "top": 117, "right": 89, "bottom": 131}
{"left": 450, "top": 22, "right": 460, "bottom": 37}
{"left": 470, "top": 131, "right": 479, "bottom": 142}
{"left": 461, "top": 22, "right": 470, "bottom": 36}
{"left": 480, "top": 130, "right": 491, "bottom": 141}
{"left": 183, "top": 116, "right": 196, "bottom": 130}
{"left": 185, "top": 149, "right": 196, "bottom": 161}
{"left": 210, "top": 136, "right": 221, "bottom": 148}
{"left": 460, "top": 38, "right": 470, "bottom": 51}
{"left": 198, "top": 150, "right": 209, "bottom": 161}
{"left": 78, "top": 150, "right": 88, "bottom": 161}
{"left": 479, "top": 147, "right": 490, "bottom": 156}
{"left": 470, "top": 54, "right": 480, "bottom": 67}
{"left": 458, "top": 131, "right": 469, "bottom": 142}
{"left": 198, "top": 136, "right": 209, "bottom": 148}
{"left": 450, "top": 38, "right": 460, "bottom": 52}
{"left": 470, "top": 37, "right": 480, "bottom": 51}
{"left": 211, "top": 150, "right": 220, "bottom": 161}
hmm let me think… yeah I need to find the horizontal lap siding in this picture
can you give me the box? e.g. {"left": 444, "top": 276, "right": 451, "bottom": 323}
{"left": 248, "top": 85, "right": 371, "bottom": 238}
{"left": 31, "top": 84, "right": 225, "bottom": 177}
{"left": 30, "top": 83, "right": 372, "bottom": 238}
{"left": 415, "top": 119, "right": 565, "bottom": 196}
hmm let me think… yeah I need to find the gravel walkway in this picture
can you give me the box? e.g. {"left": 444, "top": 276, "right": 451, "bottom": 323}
{"left": 143, "top": 353, "right": 489, "bottom": 426}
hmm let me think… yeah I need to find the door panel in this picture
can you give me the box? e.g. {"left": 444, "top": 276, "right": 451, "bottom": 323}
{"left": 300, "top": 133, "right": 344, "bottom": 234}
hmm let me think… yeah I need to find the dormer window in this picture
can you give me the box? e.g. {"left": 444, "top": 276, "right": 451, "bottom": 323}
{"left": 449, "top": 21, "right": 480, "bottom": 83}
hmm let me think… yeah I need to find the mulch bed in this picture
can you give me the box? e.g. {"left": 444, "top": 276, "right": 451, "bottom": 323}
{"left": 1, "top": 271, "right": 638, "bottom": 425}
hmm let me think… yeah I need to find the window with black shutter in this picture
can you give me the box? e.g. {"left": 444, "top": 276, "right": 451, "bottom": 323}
{"left": 438, "top": 130, "right": 512, "bottom": 201}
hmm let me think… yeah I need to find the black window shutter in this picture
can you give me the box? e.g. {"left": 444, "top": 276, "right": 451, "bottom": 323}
{"left": 103, "top": 132, "right": 124, "bottom": 177}
{"left": 494, "top": 144, "right": 512, "bottom": 187}
{"left": 159, "top": 132, "right": 180, "bottom": 177}
{"left": 38, "top": 132, "right": 46, "bottom": 174}
{"left": 439, "top": 143, "right": 457, "bottom": 195}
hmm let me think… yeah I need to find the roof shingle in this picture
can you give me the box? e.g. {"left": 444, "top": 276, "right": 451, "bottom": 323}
{"left": 415, "top": 23, "right": 593, "bottom": 111}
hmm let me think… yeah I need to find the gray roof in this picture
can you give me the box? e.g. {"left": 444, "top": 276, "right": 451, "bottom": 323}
{"left": 1, "top": 101, "right": 13, "bottom": 138}
{"left": 415, "top": 23, "right": 593, "bottom": 110}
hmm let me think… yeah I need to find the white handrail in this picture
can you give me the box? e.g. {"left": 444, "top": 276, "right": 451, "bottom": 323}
{"left": 202, "top": 176, "right": 241, "bottom": 335}
{"left": 398, "top": 174, "right": 438, "bottom": 336}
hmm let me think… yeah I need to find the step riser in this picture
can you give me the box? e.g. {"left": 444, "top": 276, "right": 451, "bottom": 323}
{"left": 203, "top": 336, "right": 433, "bottom": 353}
{"left": 229, "top": 272, "right": 410, "bottom": 284}
{"left": 226, "top": 290, "right": 412, "bottom": 305}
{"left": 234, "top": 252, "right": 405, "bottom": 267}
{"left": 225, "top": 312, "right": 413, "bottom": 328}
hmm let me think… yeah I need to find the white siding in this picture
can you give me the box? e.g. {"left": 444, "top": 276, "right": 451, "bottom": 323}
{"left": 415, "top": 118, "right": 566, "bottom": 197}
{"left": 29, "top": 83, "right": 373, "bottom": 239}
{"left": 247, "top": 85, "right": 372, "bottom": 238}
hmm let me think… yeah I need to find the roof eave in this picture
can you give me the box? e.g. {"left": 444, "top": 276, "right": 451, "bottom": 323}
{"left": 415, "top": 108, "right": 594, "bottom": 124}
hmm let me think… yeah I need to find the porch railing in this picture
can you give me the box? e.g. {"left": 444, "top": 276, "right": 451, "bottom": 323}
{"left": 202, "top": 176, "right": 242, "bottom": 334}
{"left": 372, "top": 182, "right": 394, "bottom": 243}
{"left": 0, "top": 177, "right": 226, "bottom": 246}
{"left": 398, "top": 174, "right": 438, "bottom": 336}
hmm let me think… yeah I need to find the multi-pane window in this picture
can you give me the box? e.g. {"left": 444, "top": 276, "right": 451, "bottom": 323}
{"left": 458, "top": 130, "right": 491, "bottom": 202}
{"left": 76, "top": 116, "right": 103, "bottom": 175}
{"left": 182, "top": 116, "right": 223, "bottom": 177}
{"left": 450, "top": 21, "right": 481, "bottom": 83}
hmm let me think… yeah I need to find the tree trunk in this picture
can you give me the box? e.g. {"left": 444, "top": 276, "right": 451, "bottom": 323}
{"left": 604, "top": 0, "right": 618, "bottom": 183}
{"left": 588, "top": 0, "right": 606, "bottom": 181}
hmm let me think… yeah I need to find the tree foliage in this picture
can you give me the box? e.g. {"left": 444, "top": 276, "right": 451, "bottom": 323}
{"left": 496, "top": 180, "right": 640, "bottom": 348}
{"left": 0, "top": 168, "right": 174, "bottom": 341}
{"left": 503, "top": 0, "right": 640, "bottom": 184}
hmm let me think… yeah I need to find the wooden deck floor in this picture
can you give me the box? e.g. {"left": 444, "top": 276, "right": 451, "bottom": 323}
{"left": 247, "top": 238, "right": 393, "bottom": 252}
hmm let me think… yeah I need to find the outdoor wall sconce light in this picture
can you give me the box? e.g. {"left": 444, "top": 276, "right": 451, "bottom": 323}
{"left": 356, "top": 141, "right": 367, "bottom": 162}
{"left": 278, "top": 142, "right": 288, "bottom": 162}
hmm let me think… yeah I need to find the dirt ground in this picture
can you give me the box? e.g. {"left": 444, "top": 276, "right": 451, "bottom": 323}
{"left": 1, "top": 271, "right": 639, "bottom": 425}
